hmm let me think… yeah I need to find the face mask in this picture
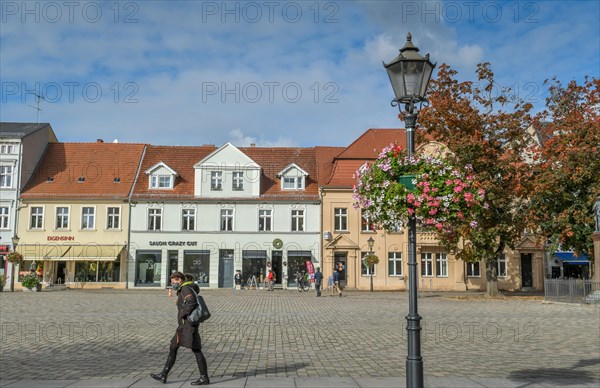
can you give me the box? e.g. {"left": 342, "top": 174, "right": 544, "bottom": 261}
{"left": 172, "top": 283, "right": 181, "bottom": 291}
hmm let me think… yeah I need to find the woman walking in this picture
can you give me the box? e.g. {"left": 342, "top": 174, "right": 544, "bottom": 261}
{"left": 150, "top": 272, "right": 210, "bottom": 385}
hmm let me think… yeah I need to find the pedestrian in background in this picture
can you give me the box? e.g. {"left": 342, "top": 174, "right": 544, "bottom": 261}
{"left": 267, "top": 269, "right": 274, "bottom": 291}
{"left": 234, "top": 270, "right": 242, "bottom": 292}
{"left": 150, "top": 272, "right": 210, "bottom": 385}
{"left": 332, "top": 267, "right": 342, "bottom": 298}
{"left": 314, "top": 267, "right": 323, "bottom": 297}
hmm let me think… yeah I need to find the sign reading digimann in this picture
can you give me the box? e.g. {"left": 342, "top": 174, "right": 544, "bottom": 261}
{"left": 149, "top": 241, "right": 198, "bottom": 246}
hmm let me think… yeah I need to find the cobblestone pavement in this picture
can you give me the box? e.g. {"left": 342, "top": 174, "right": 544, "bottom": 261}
{"left": 0, "top": 289, "right": 599, "bottom": 386}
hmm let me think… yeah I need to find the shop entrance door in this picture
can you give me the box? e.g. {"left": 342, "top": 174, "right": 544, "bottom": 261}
{"left": 56, "top": 261, "right": 67, "bottom": 284}
{"left": 219, "top": 250, "right": 234, "bottom": 288}
{"left": 334, "top": 252, "right": 347, "bottom": 288}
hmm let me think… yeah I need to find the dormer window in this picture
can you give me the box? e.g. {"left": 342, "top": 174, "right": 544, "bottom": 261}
{"left": 47, "top": 177, "right": 54, "bottom": 182}
{"left": 283, "top": 176, "right": 303, "bottom": 190}
{"left": 278, "top": 163, "right": 308, "bottom": 191}
{"left": 113, "top": 177, "right": 121, "bottom": 183}
{"left": 78, "top": 176, "right": 85, "bottom": 183}
{"left": 151, "top": 175, "right": 172, "bottom": 189}
{"left": 145, "top": 162, "right": 178, "bottom": 190}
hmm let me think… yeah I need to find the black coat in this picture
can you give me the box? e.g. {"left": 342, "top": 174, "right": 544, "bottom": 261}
{"left": 172, "top": 283, "right": 202, "bottom": 350}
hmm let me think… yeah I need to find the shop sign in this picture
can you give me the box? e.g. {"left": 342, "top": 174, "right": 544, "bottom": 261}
{"left": 47, "top": 236, "right": 75, "bottom": 241}
{"left": 149, "top": 241, "right": 198, "bottom": 247}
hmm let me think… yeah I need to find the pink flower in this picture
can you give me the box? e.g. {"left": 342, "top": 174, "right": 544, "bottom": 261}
{"left": 464, "top": 192, "right": 473, "bottom": 202}
{"left": 454, "top": 186, "right": 463, "bottom": 193}
{"left": 426, "top": 218, "right": 435, "bottom": 225}
{"left": 407, "top": 208, "right": 414, "bottom": 215}
{"left": 435, "top": 223, "right": 443, "bottom": 230}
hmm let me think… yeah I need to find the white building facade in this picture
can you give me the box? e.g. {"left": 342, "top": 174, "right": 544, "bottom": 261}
{"left": 128, "top": 143, "right": 322, "bottom": 289}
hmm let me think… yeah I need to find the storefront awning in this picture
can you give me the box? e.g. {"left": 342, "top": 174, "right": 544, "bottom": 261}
{"left": 19, "top": 244, "right": 124, "bottom": 261}
{"left": 553, "top": 251, "right": 589, "bottom": 265}
{"left": 242, "top": 250, "right": 267, "bottom": 259}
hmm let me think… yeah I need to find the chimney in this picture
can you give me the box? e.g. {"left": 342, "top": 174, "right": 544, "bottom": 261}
{"left": 96, "top": 139, "right": 104, "bottom": 143}
{"left": 250, "top": 143, "right": 256, "bottom": 147}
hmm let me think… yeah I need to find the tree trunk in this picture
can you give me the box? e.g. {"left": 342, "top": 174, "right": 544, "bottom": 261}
{"left": 485, "top": 244, "right": 505, "bottom": 297}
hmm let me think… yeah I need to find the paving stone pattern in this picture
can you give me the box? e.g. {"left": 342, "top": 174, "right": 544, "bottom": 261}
{"left": 0, "top": 290, "right": 598, "bottom": 384}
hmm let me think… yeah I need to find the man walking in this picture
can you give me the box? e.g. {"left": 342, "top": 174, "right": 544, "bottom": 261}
{"left": 314, "top": 267, "right": 323, "bottom": 297}
{"left": 332, "top": 267, "right": 342, "bottom": 298}
{"left": 150, "top": 272, "right": 210, "bottom": 385}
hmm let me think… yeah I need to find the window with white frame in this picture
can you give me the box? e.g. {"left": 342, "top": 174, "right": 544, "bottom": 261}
{"left": 291, "top": 209, "right": 304, "bottom": 231}
{"left": 30, "top": 207, "right": 43, "bottom": 229}
{"left": 232, "top": 171, "right": 244, "bottom": 190}
{"left": 182, "top": 209, "right": 196, "bottom": 231}
{"left": 220, "top": 209, "right": 233, "bottom": 231}
{"left": 107, "top": 207, "right": 120, "bottom": 229}
{"left": 0, "top": 166, "right": 13, "bottom": 188}
{"left": 388, "top": 252, "right": 402, "bottom": 276}
{"left": 497, "top": 254, "right": 507, "bottom": 277}
{"left": 81, "top": 207, "right": 95, "bottom": 229}
{"left": 421, "top": 252, "right": 433, "bottom": 277}
{"left": 361, "top": 211, "right": 376, "bottom": 232}
{"left": 56, "top": 207, "right": 69, "bottom": 229}
{"left": 467, "top": 262, "right": 481, "bottom": 277}
{"left": 258, "top": 209, "right": 272, "bottom": 232}
{"left": 0, "top": 144, "right": 15, "bottom": 154}
{"left": 148, "top": 208, "right": 162, "bottom": 231}
{"left": 0, "top": 206, "right": 9, "bottom": 229}
{"left": 211, "top": 171, "right": 223, "bottom": 190}
{"left": 334, "top": 208, "right": 347, "bottom": 231}
{"left": 150, "top": 175, "right": 172, "bottom": 189}
{"left": 283, "top": 176, "right": 303, "bottom": 190}
{"left": 361, "top": 251, "right": 376, "bottom": 275}
{"left": 436, "top": 253, "right": 448, "bottom": 277}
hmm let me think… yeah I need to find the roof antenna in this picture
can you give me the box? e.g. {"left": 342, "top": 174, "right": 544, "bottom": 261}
{"left": 27, "top": 93, "right": 45, "bottom": 124}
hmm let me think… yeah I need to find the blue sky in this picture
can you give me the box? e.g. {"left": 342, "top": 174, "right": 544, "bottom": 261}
{"left": 1, "top": 0, "right": 598, "bottom": 147}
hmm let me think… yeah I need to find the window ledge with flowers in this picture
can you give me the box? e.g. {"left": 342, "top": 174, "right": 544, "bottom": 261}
{"left": 353, "top": 143, "right": 486, "bottom": 249}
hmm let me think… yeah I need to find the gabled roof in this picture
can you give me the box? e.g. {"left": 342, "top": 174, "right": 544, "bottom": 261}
{"left": 132, "top": 145, "right": 320, "bottom": 200}
{"left": 145, "top": 161, "right": 179, "bottom": 176}
{"left": 134, "top": 145, "right": 216, "bottom": 197}
{"left": 0, "top": 122, "right": 56, "bottom": 140}
{"left": 336, "top": 128, "right": 405, "bottom": 159}
{"left": 277, "top": 163, "right": 309, "bottom": 177}
{"left": 323, "top": 128, "right": 407, "bottom": 188}
{"left": 194, "top": 142, "right": 260, "bottom": 168}
{"left": 21, "top": 143, "right": 146, "bottom": 199}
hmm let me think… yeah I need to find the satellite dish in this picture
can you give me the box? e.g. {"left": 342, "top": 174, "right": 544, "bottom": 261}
{"left": 112, "top": 139, "right": 119, "bottom": 143}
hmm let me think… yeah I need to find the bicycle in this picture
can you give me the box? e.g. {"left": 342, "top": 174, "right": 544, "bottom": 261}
{"left": 295, "top": 272, "right": 310, "bottom": 292}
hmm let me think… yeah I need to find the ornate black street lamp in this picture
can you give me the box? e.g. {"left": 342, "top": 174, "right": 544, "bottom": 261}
{"left": 367, "top": 236, "right": 375, "bottom": 292}
{"left": 10, "top": 234, "right": 20, "bottom": 292}
{"left": 383, "top": 32, "right": 436, "bottom": 388}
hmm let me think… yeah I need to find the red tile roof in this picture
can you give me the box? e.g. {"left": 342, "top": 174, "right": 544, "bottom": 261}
{"left": 21, "top": 143, "right": 146, "bottom": 199}
{"left": 324, "top": 129, "right": 407, "bottom": 188}
{"left": 132, "top": 145, "right": 324, "bottom": 200}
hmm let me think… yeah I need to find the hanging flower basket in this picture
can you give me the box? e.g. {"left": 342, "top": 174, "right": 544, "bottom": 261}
{"left": 7, "top": 251, "right": 23, "bottom": 265}
{"left": 353, "top": 143, "right": 486, "bottom": 239}
{"left": 364, "top": 254, "right": 379, "bottom": 267}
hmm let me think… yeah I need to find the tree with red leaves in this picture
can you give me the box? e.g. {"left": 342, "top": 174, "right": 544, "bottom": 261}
{"left": 528, "top": 77, "right": 600, "bottom": 260}
{"left": 417, "top": 63, "right": 535, "bottom": 296}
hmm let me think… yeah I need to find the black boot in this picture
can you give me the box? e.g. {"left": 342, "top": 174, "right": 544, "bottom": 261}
{"left": 191, "top": 374, "right": 210, "bottom": 385}
{"left": 150, "top": 372, "right": 167, "bottom": 384}
{"left": 150, "top": 354, "right": 176, "bottom": 384}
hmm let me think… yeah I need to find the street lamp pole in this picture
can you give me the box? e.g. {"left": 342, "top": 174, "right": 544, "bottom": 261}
{"left": 383, "top": 32, "right": 435, "bottom": 388}
{"left": 368, "top": 236, "right": 375, "bottom": 292}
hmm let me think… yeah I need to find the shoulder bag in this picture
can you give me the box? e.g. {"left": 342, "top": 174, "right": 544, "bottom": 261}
{"left": 187, "top": 288, "right": 211, "bottom": 325}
